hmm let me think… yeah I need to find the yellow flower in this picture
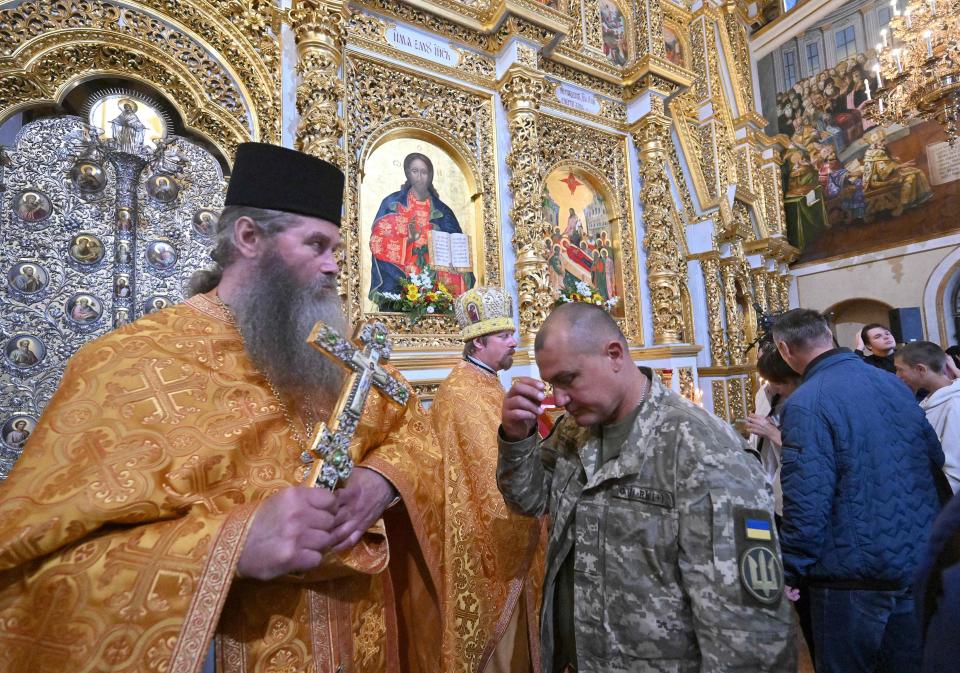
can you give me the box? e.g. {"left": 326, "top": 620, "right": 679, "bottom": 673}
{"left": 592, "top": 293, "right": 602, "bottom": 302}
{"left": 406, "top": 286, "right": 420, "bottom": 301}
{"left": 437, "top": 282, "right": 448, "bottom": 293}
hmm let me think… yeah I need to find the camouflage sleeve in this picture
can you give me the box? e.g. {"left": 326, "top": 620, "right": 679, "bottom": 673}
{"left": 675, "top": 413, "right": 795, "bottom": 672}
{"left": 496, "top": 429, "right": 552, "bottom": 517}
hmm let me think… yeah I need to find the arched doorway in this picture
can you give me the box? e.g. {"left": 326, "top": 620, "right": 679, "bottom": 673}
{"left": 824, "top": 298, "right": 894, "bottom": 350}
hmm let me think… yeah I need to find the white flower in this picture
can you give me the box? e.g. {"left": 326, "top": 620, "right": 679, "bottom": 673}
{"left": 381, "top": 292, "right": 402, "bottom": 301}
{"left": 426, "top": 306, "right": 435, "bottom": 313}
{"left": 575, "top": 280, "right": 591, "bottom": 296}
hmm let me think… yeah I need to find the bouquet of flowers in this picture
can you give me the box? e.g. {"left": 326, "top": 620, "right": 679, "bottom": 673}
{"left": 371, "top": 268, "right": 455, "bottom": 322}
{"left": 555, "top": 279, "right": 620, "bottom": 312}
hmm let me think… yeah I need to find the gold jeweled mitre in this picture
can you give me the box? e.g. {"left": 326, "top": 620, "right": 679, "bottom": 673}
{"left": 454, "top": 285, "right": 515, "bottom": 341}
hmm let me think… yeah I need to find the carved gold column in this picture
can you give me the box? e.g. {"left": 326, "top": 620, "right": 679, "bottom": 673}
{"left": 777, "top": 273, "right": 791, "bottom": 311}
{"left": 764, "top": 270, "right": 780, "bottom": 312}
{"left": 633, "top": 104, "right": 685, "bottom": 344}
{"left": 750, "top": 266, "right": 769, "bottom": 312}
{"left": 501, "top": 60, "right": 550, "bottom": 339}
{"left": 290, "top": 0, "right": 346, "bottom": 166}
{"left": 720, "top": 260, "right": 746, "bottom": 365}
{"left": 701, "top": 254, "right": 728, "bottom": 366}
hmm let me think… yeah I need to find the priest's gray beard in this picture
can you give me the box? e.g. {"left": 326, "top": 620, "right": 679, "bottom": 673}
{"left": 233, "top": 248, "right": 347, "bottom": 404}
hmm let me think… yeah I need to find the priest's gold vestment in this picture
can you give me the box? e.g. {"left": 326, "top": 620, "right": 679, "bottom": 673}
{"left": 430, "top": 360, "right": 544, "bottom": 673}
{"left": 0, "top": 292, "right": 443, "bottom": 673}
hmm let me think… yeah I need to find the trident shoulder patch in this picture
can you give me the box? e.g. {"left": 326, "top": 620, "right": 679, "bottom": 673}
{"left": 734, "top": 508, "right": 784, "bottom": 608}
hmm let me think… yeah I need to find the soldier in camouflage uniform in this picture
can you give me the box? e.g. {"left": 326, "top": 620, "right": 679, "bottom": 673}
{"left": 497, "top": 303, "right": 795, "bottom": 673}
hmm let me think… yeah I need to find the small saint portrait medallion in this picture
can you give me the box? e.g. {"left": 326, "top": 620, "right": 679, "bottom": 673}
{"left": 116, "top": 208, "right": 133, "bottom": 233}
{"left": 147, "top": 173, "right": 180, "bottom": 203}
{"left": 145, "top": 240, "right": 177, "bottom": 271}
{"left": 1, "top": 415, "right": 36, "bottom": 449}
{"left": 7, "top": 262, "right": 49, "bottom": 296}
{"left": 71, "top": 161, "right": 107, "bottom": 193}
{"left": 144, "top": 295, "right": 171, "bottom": 314}
{"left": 192, "top": 209, "right": 218, "bottom": 237}
{"left": 68, "top": 234, "right": 105, "bottom": 267}
{"left": 4, "top": 334, "right": 45, "bottom": 370}
{"left": 114, "top": 307, "right": 131, "bottom": 327}
{"left": 14, "top": 190, "right": 52, "bottom": 223}
{"left": 116, "top": 240, "right": 133, "bottom": 266}
{"left": 65, "top": 293, "right": 104, "bottom": 328}
{"left": 115, "top": 275, "right": 132, "bottom": 298}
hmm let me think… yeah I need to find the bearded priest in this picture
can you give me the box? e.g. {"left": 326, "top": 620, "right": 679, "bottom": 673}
{"left": 0, "top": 143, "right": 443, "bottom": 673}
{"left": 430, "top": 286, "right": 545, "bottom": 673}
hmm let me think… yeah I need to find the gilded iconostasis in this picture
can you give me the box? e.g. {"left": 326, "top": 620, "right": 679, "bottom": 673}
{"left": 0, "top": 0, "right": 800, "bottom": 476}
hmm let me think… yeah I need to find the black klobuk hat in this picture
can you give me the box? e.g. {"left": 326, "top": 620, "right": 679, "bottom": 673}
{"left": 225, "top": 143, "right": 345, "bottom": 226}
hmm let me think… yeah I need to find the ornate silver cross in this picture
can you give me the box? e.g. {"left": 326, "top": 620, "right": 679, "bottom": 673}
{"left": 301, "top": 321, "right": 409, "bottom": 490}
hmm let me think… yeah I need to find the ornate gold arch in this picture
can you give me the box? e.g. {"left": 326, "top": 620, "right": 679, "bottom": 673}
{"left": 343, "top": 53, "right": 502, "bottom": 350}
{"left": 0, "top": 0, "right": 282, "bottom": 160}
{"left": 536, "top": 116, "right": 643, "bottom": 343}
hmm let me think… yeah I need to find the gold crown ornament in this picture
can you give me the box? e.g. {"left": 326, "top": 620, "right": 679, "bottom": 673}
{"left": 454, "top": 286, "right": 515, "bottom": 341}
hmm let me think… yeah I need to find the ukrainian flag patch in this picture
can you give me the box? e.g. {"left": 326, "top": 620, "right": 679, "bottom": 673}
{"left": 745, "top": 517, "right": 772, "bottom": 540}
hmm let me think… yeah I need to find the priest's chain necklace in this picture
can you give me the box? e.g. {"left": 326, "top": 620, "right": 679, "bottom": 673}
{"left": 213, "top": 294, "right": 328, "bottom": 454}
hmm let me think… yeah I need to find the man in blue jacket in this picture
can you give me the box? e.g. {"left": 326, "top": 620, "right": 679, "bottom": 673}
{"left": 773, "top": 308, "right": 944, "bottom": 673}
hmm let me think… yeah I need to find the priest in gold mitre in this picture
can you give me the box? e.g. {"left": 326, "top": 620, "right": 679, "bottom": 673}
{"left": 0, "top": 143, "right": 444, "bottom": 673}
{"left": 430, "top": 286, "right": 546, "bottom": 673}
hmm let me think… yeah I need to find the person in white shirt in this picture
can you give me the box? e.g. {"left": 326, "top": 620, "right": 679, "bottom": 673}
{"left": 895, "top": 341, "right": 960, "bottom": 493}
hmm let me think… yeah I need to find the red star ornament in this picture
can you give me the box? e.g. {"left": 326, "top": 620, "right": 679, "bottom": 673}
{"left": 560, "top": 171, "right": 583, "bottom": 194}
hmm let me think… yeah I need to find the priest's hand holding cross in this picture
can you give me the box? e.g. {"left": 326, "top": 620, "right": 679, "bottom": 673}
{"left": 238, "top": 319, "right": 407, "bottom": 580}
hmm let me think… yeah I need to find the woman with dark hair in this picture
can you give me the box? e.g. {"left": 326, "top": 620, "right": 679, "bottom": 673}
{"left": 858, "top": 322, "right": 898, "bottom": 373}
{"left": 946, "top": 345, "right": 960, "bottom": 371}
{"left": 747, "top": 343, "right": 803, "bottom": 521}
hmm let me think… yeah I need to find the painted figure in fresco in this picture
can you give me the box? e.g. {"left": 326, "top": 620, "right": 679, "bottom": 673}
{"left": 368, "top": 152, "right": 473, "bottom": 307}
{"left": 783, "top": 147, "right": 829, "bottom": 250}
{"left": 600, "top": 0, "right": 627, "bottom": 66}
{"left": 16, "top": 191, "right": 51, "bottom": 222}
{"left": 816, "top": 144, "right": 866, "bottom": 223}
{"left": 7, "top": 338, "right": 39, "bottom": 367}
{"left": 4, "top": 420, "right": 30, "bottom": 447}
{"left": 9, "top": 264, "right": 44, "bottom": 294}
{"left": 111, "top": 100, "right": 146, "bottom": 154}
{"left": 862, "top": 130, "right": 934, "bottom": 218}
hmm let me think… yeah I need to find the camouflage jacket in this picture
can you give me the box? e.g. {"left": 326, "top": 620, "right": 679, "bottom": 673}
{"left": 497, "top": 373, "right": 795, "bottom": 673}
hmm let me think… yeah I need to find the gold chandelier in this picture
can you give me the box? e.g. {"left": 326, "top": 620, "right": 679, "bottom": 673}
{"left": 864, "top": 0, "right": 960, "bottom": 141}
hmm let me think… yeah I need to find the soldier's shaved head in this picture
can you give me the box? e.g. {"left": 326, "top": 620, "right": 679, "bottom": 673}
{"left": 535, "top": 302, "right": 627, "bottom": 354}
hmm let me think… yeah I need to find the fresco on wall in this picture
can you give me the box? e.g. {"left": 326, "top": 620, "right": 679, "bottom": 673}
{"left": 770, "top": 50, "right": 959, "bottom": 263}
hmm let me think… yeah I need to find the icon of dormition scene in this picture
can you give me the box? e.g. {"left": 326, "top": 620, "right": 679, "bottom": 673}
{"left": 774, "top": 51, "right": 957, "bottom": 262}
{"left": 542, "top": 167, "right": 624, "bottom": 317}
{"left": 362, "top": 137, "right": 478, "bottom": 314}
